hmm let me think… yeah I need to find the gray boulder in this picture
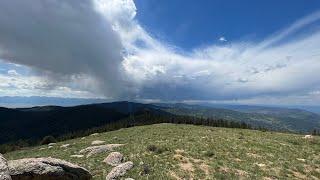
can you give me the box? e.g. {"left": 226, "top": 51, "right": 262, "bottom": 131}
{"left": 0, "top": 153, "right": 11, "bottom": 180}
{"left": 8, "top": 157, "right": 91, "bottom": 180}
{"left": 106, "top": 161, "right": 133, "bottom": 180}
{"left": 79, "top": 144, "right": 124, "bottom": 157}
{"left": 103, "top": 152, "right": 123, "bottom": 166}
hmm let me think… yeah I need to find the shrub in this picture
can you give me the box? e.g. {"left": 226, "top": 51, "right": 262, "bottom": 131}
{"left": 147, "top": 144, "right": 157, "bottom": 152}
{"left": 147, "top": 144, "right": 165, "bottom": 154}
{"left": 204, "top": 151, "right": 215, "bottom": 157}
{"left": 0, "top": 144, "right": 16, "bottom": 154}
{"left": 40, "top": 135, "right": 57, "bottom": 145}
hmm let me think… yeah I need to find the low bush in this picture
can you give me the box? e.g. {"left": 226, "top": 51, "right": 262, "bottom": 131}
{"left": 40, "top": 135, "right": 57, "bottom": 145}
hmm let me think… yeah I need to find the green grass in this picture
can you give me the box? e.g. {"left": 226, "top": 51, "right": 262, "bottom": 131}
{"left": 4, "top": 124, "right": 320, "bottom": 179}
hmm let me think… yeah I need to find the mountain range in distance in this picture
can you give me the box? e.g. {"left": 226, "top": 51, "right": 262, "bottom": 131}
{"left": 1, "top": 100, "right": 320, "bottom": 144}
{"left": 1, "top": 96, "right": 320, "bottom": 114}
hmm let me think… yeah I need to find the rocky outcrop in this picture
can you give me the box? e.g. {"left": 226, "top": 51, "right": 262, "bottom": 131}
{"left": 0, "top": 153, "right": 11, "bottom": 180}
{"left": 103, "top": 152, "right": 123, "bottom": 166}
{"left": 79, "top": 144, "right": 124, "bottom": 157}
{"left": 106, "top": 161, "right": 133, "bottom": 180}
{"left": 8, "top": 157, "right": 92, "bottom": 180}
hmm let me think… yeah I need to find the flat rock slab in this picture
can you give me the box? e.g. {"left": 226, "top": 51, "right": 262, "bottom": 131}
{"left": 8, "top": 157, "right": 92, "bottom": 180}
{"left": 103, "top": 152, "right": 123, "bottom": 166}
{"left": 80, "top": 144, "right": 124, "bottom": 157}
{"left": 106, "top": 161, "right": 133, "bottom": 180}
{"left": 91, "top": 140, "right": 105, "bottom": 145}
{"left": 0, "top": 154, "right": 11, "bottom": 180}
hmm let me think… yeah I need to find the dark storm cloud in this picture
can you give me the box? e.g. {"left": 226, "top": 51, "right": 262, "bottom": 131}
{"left": 0, "top": 0, "right": 124, "bottom": 97}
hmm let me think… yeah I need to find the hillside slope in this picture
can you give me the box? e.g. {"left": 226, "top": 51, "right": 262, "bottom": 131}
{"left": 5, "top": 124, "right": 320, "bottom": 179}
{"left": 1, "top": 101, "right": 320, "bottom": 144}
{"left": 155, "top": 103, "right": 320, "bottom": 133}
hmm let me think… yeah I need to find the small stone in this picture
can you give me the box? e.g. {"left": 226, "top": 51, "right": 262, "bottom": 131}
{"left": 255, "top": 163, "right": 266, "bottom": 167}
{"left": 71, "top": 155, "right": 84, "bottom": 158}
{"left": 106, "top": 161, "right": 134, "bottom": 180}
{"left": 90, "top": 133, "right": 99, "bottom": 136}
{"left": 103, "top": 152, "right": 124, "bottom": 166}
{"left": 303, "top": 135, "right": 313, "bottom": 139}
{"left": 61, "top": 144, "right": 70, "bottom": 148}
{"left": 297, "top": 158, "right": 306, "bottom": 162}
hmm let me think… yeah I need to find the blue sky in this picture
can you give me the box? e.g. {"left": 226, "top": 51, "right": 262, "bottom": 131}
{"left": 0, "top": 0, "right": 320, "bottom": 106}
{"left": 135, "top": 0, "right": 320, "bottom": 50}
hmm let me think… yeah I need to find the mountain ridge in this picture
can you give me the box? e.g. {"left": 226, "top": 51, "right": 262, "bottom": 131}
{"left": 1, "top": 101, "right": 320, "bottom": 145}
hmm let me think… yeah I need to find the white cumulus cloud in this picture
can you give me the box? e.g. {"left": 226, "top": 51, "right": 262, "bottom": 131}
{"left": 219, "top": 36, "right": 227, "bottom": 42}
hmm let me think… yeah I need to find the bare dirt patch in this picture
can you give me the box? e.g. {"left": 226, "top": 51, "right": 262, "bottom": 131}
{"left": 172, "top": 149, "right": 195, "bottom": 178}
{"left": 180, "top": 161, "right": 194, "bottom": 172}
{"left": 199, "top": 163, "right": 210, "bottom": 175}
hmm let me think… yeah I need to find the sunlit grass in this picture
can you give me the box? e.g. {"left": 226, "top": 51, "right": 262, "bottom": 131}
{"left": 5, "top": 124, "right": 320, "bottom": 179}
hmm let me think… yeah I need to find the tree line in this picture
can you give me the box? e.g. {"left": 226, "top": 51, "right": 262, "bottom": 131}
{"left": 0, "top": 109, "right": 261, "bottom": 153}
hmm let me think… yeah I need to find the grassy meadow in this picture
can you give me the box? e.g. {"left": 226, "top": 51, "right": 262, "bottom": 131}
{"left": 4, "top": 124, "right": 320, "bottom": 179}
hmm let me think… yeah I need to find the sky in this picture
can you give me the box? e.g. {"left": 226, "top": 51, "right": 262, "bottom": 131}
{"left": 0, "top": 0, "right": 320, "bottom": 106}
{"left": 135, "top": 0, "right": 320, "bottom": 50}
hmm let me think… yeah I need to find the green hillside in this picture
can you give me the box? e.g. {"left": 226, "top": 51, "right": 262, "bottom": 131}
{"left": 4, "top": 124, "right": 320, "bottom": 179}
{"left": 158, "top": 104, "right": 320, "bottom": 133}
